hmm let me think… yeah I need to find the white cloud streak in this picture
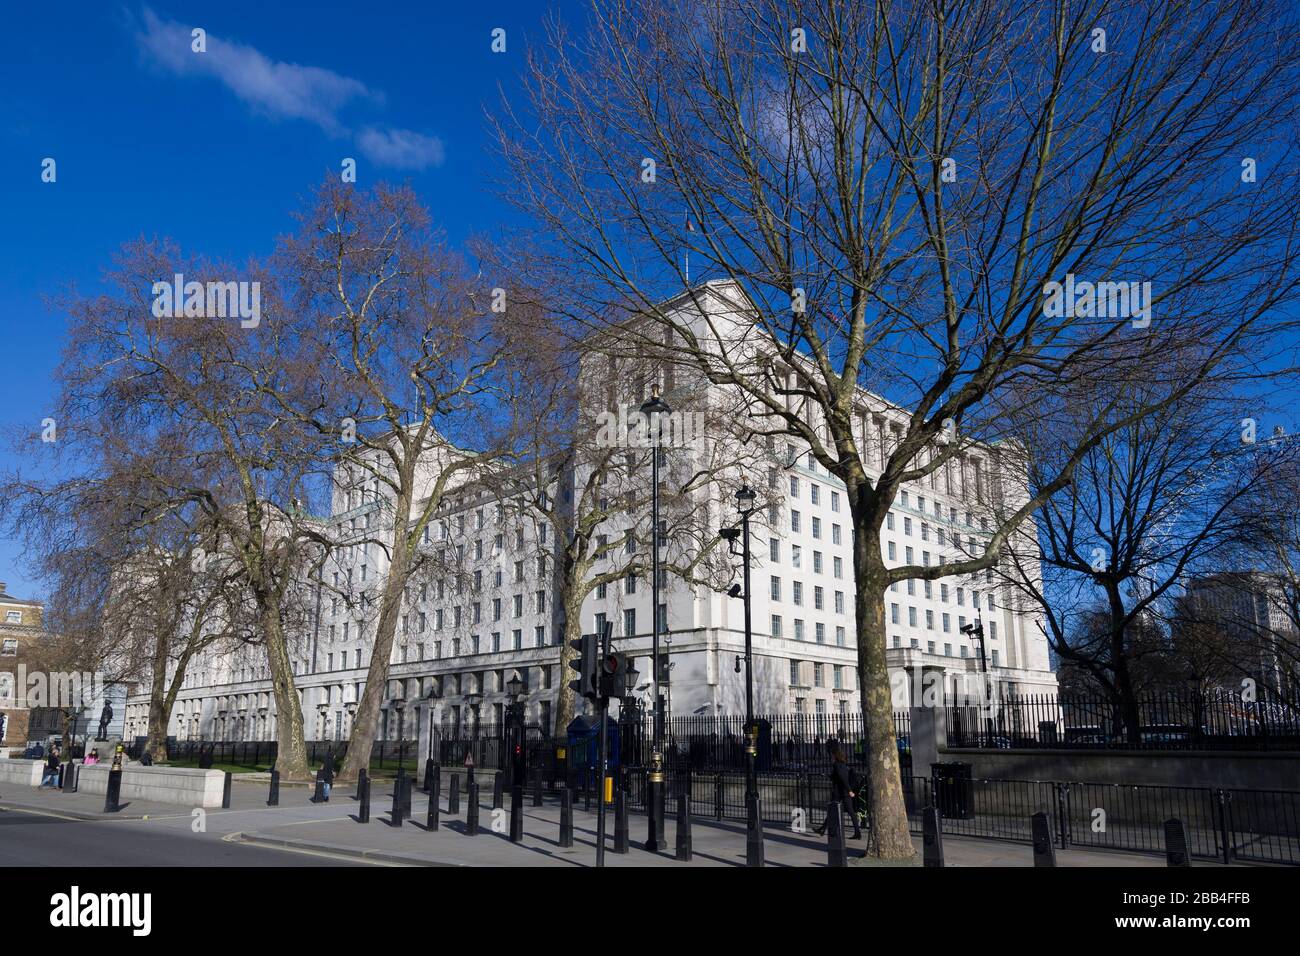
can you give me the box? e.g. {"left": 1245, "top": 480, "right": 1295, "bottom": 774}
{"left": 134, "top": 7, "right": 444, "bottom": 168}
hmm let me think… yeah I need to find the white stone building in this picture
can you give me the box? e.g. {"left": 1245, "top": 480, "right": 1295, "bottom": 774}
{"left": 125, "top": 281, "right": 1056, "bottom": 745}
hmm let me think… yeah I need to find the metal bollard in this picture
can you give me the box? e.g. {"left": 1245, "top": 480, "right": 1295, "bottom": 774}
{"left": 267, "top": 770, "right": 280, "bottom": 807}
{"left": 466, "top": 783, "right": 480, "bottom": 835}
{"left": 313, "top": 770, "right": 327, "bottom": 803}
{"left": 827, "top": 801, "right": 848, "bottom": 867}
{"left": 428, "top": 764, "right": 440, "bottom": 807}
{"left": 1031, "top": 811, "right": 1057, "bottom": 867}
{"left": 427, "top": 783, "right": 440, "bottom": 831}
{"left": 675, "top": 794, "right": 692, "bottom": 862}
{"left": 358, "top": 775, "right": 371, "bottom": 823}
{"left": 510, "top": 785, "right": 524, "bottom": 843}
{"left": 222, "top": 771, "right": 232, "bottom": 809}
{"left": 922, "top": 806, "right": 943, "bottom": 868}
{"left": 448, "top": 773, "right": 461, "bottom": 815}
{"left": 104, "top": 768, "right": 122, "bottom": 813}
{"left": 746, "top": 795, "right": 765, "bottom": 867}
{"left": 423, "top": 758, "right": 436, "bottom": 793}
{"left": 614, "top": 789, "right": 629, "bottom": 854}
{"left": 559, "top": 788, "right": 574, "bottom": 848}
{"left": 1165, "top": 818, "right": 1192, "bottom": 867}
{"left": 391, "top": 777, "right": 405, "bottom": 827}
{"left": 61, "top": 762, "right": 77, "bottom": 793}
{"left": 493, "top": 771, "right": 505, "bottom": 810}
{"left": 356, "top": 768, "right": 367, "bottom": 801}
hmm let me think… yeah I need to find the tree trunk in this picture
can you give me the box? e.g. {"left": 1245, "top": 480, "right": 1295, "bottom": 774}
{"left": 852, "top": 512, "right": 915, "bottom": 860}
{"left": 260, "top": 596, "right": 310, "bottom": 779}
{"left": 338, "top": 532, "right": 410, "bottom": 783}
{"left": 554, "top": 591, "right": 586, "bottom": 736}
{"left": 143, "top": 620, "right": 175, "bottom": 762}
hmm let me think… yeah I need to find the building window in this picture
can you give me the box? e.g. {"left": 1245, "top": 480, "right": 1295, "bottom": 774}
{"left": 623, "top": 609, "right": 637, "bottom": 637}
{"left": 771, "top": 615, "right": 782, "bottom": 639}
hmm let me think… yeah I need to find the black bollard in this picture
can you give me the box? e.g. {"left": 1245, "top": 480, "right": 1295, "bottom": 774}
{"left": 356, "top": 768, "right": 367, "bottom": 801}
{"left": 510, "top": 785, "right": 524, "bottom": 843}
{"left": 466, "top": 765, "right": 476, "bottom": 794}
{"left": 675, "top": 794, "right": 692, "bottom": 862}
{"left": 391, "top": 777, "right": 405, "bottom": 827}
{"left": 1031, "top": 811, "right": 1057, "bottom": 867}
{"left": 466, "top": 783, "right": 480, "bottom": 835}
{"left": 614, "top": 789, "right": 629, "bottom": 854}
{"left": 746, "top": 795, "right": 765, "bottom": 867}
{"left": 448, "top": 773, "right": 461, "bottom": 815}
{"left": 922, "top": 806, "right": 943, "bottom": 868}
{"left": 559, "top": 788, "right": 574, "bottom": 848}
{"left": 426, "top": 784, "right": 440, "bottom": 831}
{"left": 532, "top": 770, "right": 543, "bottom": 807}
{"left": 267, "top": 769, "right": 280, "bottom": 807}
{"left": 493, "top": 771, "right": 505, "bottom": 811}
{"left": 358, "top": 775, "right": 371, "bottom": 823}
{"left": 104, "top": 768, "right": 122, "bottom": 813}
{"left": 428, "top": 764, "right": 441, "bottom": 811}
{"left": 423, "top": 758, "right": 436, "bottom": 793}
{"left": 222, "top": 771, "right": 232, "bottom": 809}
{"left": 61, "top": 762, "right": 77, "bottom": 793}
{"left": 1165, "top": 818, "right": 1192, "bottom": 867}
{"left": 313, "top": 770, "right": 327, "bottom": 803}
{"left": 395, "top": 768, "right": 408, "bottom": 813}
{"left": 827, "top": 801, "right": 848, "bottom": 867}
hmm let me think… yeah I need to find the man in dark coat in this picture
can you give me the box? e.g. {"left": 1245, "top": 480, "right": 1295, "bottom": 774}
{"left": 815, "top": 745, "right": 862, "bottom": 839}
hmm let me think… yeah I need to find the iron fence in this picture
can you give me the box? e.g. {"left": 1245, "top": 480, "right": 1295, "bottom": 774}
{"left": 946, "top": 688, "right": 1300, "bottom": 751}
{"left": 126, "top": 738, "right": 419, "bottom": 772}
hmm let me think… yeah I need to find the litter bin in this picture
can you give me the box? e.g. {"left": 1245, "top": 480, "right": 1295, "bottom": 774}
{"left": 930, "top": 762, "right": 974, "bottom": 820}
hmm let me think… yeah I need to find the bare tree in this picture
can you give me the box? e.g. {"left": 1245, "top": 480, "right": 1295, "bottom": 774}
{"left": 273, "top": 182, "right": 525, "bottom": 782}
{"left": 998, "top": 379, "right": 1293, "bottom": 740}
{"left": 37, "top": 240, "right": 333, "bottom": 779}
{"left": 494, "top": 0, "right": 1300, "bottom": 856}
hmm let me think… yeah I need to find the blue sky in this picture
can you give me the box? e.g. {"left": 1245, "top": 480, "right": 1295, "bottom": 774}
{"left": 0, "top": 1, "right": 567, "bottom": 598}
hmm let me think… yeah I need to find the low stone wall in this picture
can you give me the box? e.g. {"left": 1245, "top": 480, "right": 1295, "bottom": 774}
{"left": 76, "top": 763, "right": 228, "bottom": 808}
{"left": 0, "top": 757, "right": 44, "bottom": 788}
{"left": 939, "top": 747, "right": 1300, "bottom": 792}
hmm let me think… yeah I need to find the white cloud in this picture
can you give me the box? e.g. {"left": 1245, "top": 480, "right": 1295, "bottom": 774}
{"left": 356, "top": 127, "right": 447, "bottom": 171}
{"left": 133, "top": 7, "right": 444, "bottom": 169}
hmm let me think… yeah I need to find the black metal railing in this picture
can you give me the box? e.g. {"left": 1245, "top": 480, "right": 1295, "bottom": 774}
{"left": 946, "top": 689, "right": 1300, "bottom": 751}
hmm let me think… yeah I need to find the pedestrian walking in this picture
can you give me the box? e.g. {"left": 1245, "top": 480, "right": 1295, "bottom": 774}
{"left": 815, "top": 744, "right": 862, "bottom": 839}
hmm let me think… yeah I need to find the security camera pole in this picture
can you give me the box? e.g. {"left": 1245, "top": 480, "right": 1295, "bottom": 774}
{"left": 725, "top": 483, "right": 762, "bottom": 865}
{"left": 961, "top": 612, "right": 992, "bottom": 741}
{"left": 640, "top": 390, "right": 671, "bottom": 852}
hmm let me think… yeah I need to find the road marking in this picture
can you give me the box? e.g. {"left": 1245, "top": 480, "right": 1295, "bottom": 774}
{"left": 222, "top": 831, "right": 407, "bottom": 866}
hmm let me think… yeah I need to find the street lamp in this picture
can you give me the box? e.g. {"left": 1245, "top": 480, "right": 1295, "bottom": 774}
{"left": 504, "top": 672, "right": 526, "bottom": 788}
{"left": 640, "top": 389, "right": 671, "bottom": 852}
{"left": 725, "top": 482, "right": 763, "bottom": 865}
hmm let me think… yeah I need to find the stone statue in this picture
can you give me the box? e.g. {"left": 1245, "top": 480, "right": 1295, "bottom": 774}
{"left": 97, "top": 702, "right": 113, "bottom": 740}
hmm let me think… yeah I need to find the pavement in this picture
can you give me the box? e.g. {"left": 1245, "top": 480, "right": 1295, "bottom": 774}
{"left": 0, "top": 774, "right": 1178, "bottom": 867}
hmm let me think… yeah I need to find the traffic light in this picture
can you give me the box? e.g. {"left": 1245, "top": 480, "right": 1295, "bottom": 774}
{"left": 567, "top": 633, "right": 598, "bottom": 701}
{"left": 598, "top": 651, "right": 634, "bottom": 699}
